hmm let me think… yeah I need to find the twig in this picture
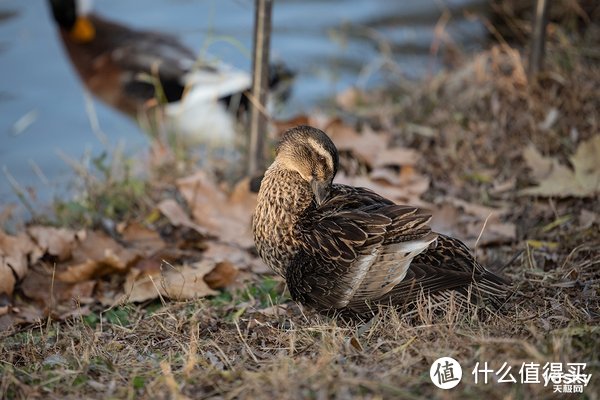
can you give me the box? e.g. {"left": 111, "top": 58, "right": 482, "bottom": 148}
{"left": 234, "top": 319, "right": 259, "bottom": 363}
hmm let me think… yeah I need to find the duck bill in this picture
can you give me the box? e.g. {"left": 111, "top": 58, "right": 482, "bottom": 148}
{"left": 311, "top": 179, "right": 329, "bottom": 206}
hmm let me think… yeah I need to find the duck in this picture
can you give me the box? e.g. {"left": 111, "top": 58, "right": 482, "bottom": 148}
{"left": 47, "top": 0, "right": 293, "bottom": 145}
{"left": 252, "top": 125, "right": 510, "bottom": 319}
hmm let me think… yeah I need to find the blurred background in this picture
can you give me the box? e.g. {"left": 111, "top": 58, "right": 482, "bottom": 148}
{"left": 0, "top": 0, "right": 490, "bottom": 211}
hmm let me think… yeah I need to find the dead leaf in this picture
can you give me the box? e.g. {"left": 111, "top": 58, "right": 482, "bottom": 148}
{"left": 0, "top": 303, "right": 45, "bottom": 331}
{"left": 203, "top": 261, "right": 238, "bottom": 289}
{"left": 331, "top": 124, "right": 388, "bottom": 166}
{"left": 571, "top": 135, "right": 600, "bottom": 191}
{"left": 20, "top": 268, "right": 96, "bottom": 311}
{"left": 371, "top": 147, "right": 420, "bottom": 168}
{"left": 522, "top": 145, "right": 555, "bottom": 181}
{"left": 120, "top": 222, "right": 165, "bottom": 255}
{"left": 0, "top": 265, "right": 16, "bottom": 297}
{"left": 336, "top": 170, "right": 430, "bottom": 207}
{"left": 490, "top": 178, "right": 516, "bottom": 194}
{"left": 0, "top": 230, "right": 38, "bottom": 279}
{"left": 57, "top": 231, "right": 140, "bottom": 283}
{"left": 258, "top": 304, "right": 288, "bottom": 316}
{"left": 429, "top": 198, "right": 515, "bottom": 247}
{"left": 521, "top": 136, "right": 600, "bottom": 197}
{"left": 157, "top": 199, "right": 208, "bottom": 236}
{"left": 578, "top": 209, "right": 598, "bottom": 230}
{"left": 0, "top": 230, "right": 39, "bottom": 296}
{"left": 123, "top": 260, "right": 220, "bottom": 303}
{"left": 272, "top": 115, "right": 311, "bottom": 137}
{"left": 27, "top": 226, "right": 76, "bottom": 261}
{"left": 176, "top": 172, "right": 256, "bottom": 248}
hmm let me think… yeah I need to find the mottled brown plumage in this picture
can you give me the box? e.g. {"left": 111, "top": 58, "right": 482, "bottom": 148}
{"left": 252, "top": 125, "right": 510, "bottom": 318}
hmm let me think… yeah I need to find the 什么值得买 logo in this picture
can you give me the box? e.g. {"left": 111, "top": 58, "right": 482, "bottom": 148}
{"left": 430, "top": 358, "right": 592, "bottom": 393}
{"left": 430, "top": 357, "right": 462, "bottom": 389}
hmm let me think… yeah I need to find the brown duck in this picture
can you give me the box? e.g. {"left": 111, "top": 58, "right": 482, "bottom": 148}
{"left": 47, "top": 0, "right": 293, "bottom": 144}
{"left": 252, "top": 125, "right": 510, "bottom": 318}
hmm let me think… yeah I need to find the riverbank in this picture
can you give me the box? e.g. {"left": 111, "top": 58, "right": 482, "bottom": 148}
{"left": 1, "top": 10, "right": 599, "bottom": 399}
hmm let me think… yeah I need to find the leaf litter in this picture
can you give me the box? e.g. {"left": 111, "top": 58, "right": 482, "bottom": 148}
{"left": 0, "top": 112, "right": 522, "bottom": 332}
{"left": 520, "top": 135, "right": 600, "bottom": 197}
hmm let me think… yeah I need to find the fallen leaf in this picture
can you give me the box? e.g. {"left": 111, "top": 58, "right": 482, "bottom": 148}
{"left": 578, "top": 209, "right": 598, "bottom": 230}
{"left": 120, "top": 222, "right": 165, "bottom": 255}
{"left": 57, "top": 231, "right": 140, "bottom": 283}
{"left": 521, "top": 145, "right": 556, "bottom": 181}
{"left": 0, "top": 230, "right": 38, "bottom": 279}
{"left": 571, "top": 135, "right": 600, "bottom": 191}
{"left": 272, "top": 115, "right": 311, "bottom": 137}
{"left": 123, "top": 260, "right": 220, "bottom": 303}
{"left": 0, "top": 303, "right": 45, "bottom": 331}
{"left": 521, "top": 136, "right": 600, "bottom": 197}
{"left": 429, "top": 198, "right": 515, "bottom": 247}
{"left": 331, "top": 124, "right": 388, "bottom": 167}
{"left": 490, "top": 178, "right": 516, "bottom": 194}
{"left": 0, "top": 264, "right": 16, "bottom": 297}
{"left": 157, "top": 198, "right": 208, "bottom": 236}
{"left": 203, "top": 261, "right": 238, "bottom": 289}
{"left": 20, "top": 268, "right": 96, "bottom": 310}
{"left": 371, "top": 147, "right": 420, "bottom": 168}
{"left": 27, "top": 226, "right": 76, "bottom": 261}
{"left": 258, "top": 304, "right": 288, "bottom": 316}
{"left": 445, "top": 197, "right": 508, "bottom": 220}
{"left": 176, "top": 172, "right": 256, "bottom": 248}
{"left": 336, "top": 170, "right": 430, "bottom": 207}
{"left": 0, "top": 230, "right": 39, "bottom": 296}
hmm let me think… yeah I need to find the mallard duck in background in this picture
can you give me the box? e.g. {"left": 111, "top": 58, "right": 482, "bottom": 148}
{"left": 47, "top": 0, "right": 294, "bottom": 145}
{"left": 253, "top": 125, "right": 510, "bottom": 319}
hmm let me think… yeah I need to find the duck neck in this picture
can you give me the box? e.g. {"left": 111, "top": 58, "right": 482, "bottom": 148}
{"left": 253, "top": 162, "right": 314, "bottom": 276}
{"left": 259, "top": 162, "right": 314, "bottom": 220}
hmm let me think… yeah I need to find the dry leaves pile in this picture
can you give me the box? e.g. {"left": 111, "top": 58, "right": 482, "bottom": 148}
{"left": 0, "top": 172, "right": 263, "bottom": 331}
{"left": 520, "top": 135, "right": 600, "bottom": 198}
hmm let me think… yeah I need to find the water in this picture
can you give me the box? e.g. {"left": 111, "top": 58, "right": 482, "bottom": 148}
{"left": 0, "top": 0, "right": 488, "bottom": 218}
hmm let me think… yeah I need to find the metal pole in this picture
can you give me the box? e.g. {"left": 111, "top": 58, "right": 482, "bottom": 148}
{"left": 248, "top": 0, "right": 272, "bottom": 176}
{"left": 528, "top": 0, "right": 549, "bottom": 78}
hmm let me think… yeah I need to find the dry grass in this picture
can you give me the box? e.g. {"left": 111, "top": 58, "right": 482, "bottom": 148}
{"left": 2, "top": 7, "right": 599, "bottom": 400}
{"left": 1, "top": 265, "right": 597, "bottom": 399}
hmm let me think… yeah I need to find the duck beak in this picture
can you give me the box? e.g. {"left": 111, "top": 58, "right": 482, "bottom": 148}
{"left": 311, "top": 179, "right": 329, "bottom": 206}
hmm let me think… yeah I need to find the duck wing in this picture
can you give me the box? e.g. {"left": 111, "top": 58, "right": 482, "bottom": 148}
{"left": 287, "top": 185, "right": 437, "bottom": 312}
{"left": 345, "top": 234, "right": 510, "bottom": 315}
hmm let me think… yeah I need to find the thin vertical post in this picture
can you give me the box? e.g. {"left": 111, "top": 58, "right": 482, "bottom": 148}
{"left": 528, "top": 0, "right": 549, "bottom": 78}
{"left": 248, "top": 0, "right": 273, "bottom": 176}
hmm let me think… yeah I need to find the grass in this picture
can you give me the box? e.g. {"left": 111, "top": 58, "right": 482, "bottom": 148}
{"left": 1, "top": 267, "right": 597, "bottom": 399}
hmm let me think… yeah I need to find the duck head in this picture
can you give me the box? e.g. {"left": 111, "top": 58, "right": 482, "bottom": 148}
{"left": 49, "top": 0, "right": 95, "bottom": 42}
{"left": 275, "top": 125, "right": 339, "bottom": 206}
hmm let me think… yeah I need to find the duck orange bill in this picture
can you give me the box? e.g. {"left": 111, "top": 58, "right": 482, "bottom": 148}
{"left": 70, "top": 17, "right": 96, "bottom": 43}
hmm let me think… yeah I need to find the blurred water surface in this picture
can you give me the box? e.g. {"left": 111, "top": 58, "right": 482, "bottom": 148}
{"left": 0, "top": 0, "right": 488, "bottom": 216}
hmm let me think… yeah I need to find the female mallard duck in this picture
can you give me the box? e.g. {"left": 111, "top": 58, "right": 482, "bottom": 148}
{"left": 47, "top": 0, "right": 293, "bottom": 145}
{"left": 253, "top": 125, "right": 510, "bottom": 318}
